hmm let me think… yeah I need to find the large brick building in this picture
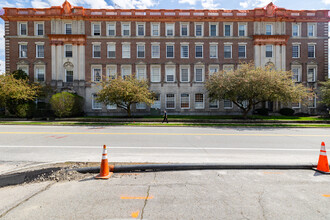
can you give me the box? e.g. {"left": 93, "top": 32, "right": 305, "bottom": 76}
{"left": 1, "top": 1, "right": 329, "bottom": 115}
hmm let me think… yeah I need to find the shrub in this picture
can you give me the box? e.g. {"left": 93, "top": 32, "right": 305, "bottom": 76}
{"left": 254, "top": 108, "right": 269, "bottom": 116}
{"left": 279, "top": 108, "right": 295, "bottom": 116}
{"left": 50, "top": 92, "right": 84, "bottom": 118}
{"left": 15, "top": 102, "right": 36, "bottom": 118}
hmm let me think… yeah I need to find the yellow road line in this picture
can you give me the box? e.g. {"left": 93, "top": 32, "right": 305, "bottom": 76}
{"left": 322, "top": 195, "right": 330, "bottom": 197}
{"left": 121, "top": 196, "right": 154, "bottom": 200}
{"left": 0, "top": 131, "right": 329, "bottom": 137}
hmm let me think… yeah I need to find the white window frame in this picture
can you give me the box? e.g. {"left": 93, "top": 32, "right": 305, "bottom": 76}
{"left": 194, "top": 93, "right": 204, "bottom": 109}
{"left": 209, "top": 22, "right": 218, "bottom": 37}
{"left": 307, "top": 23, "right": 317, "bottom": 37}
{"left": 209, "top": 43, "right": 218, "bottom": 59}
{"left": 194, "top": 65, "right": 204, "bottom": 82}
{"left": 122, "top": 43, "right": 131, "bottom": 59}
{"left": 223, "top": 64, "right": 234, "bottom": 74}
{"left": 65, "top": 23, "right": 72, "bottom": 34}
{"left": 291, "top": 65, "right": 302, "bottom": 83}
{"left": 136, "top": 22, "right": 145, "bottom": 37}
{"left": 136, "top": 102, "right": 146, "bottom": 110}
{"left": 150, "top": 65, "right": 161, "bottom": 82}
{"left": 35, "top": 22, "right": 44, "bottom": 36}
{"left": 107, "top": 65, "right": 117, "bottom": 80}
{"left": 165, "top": 65, "right": 176, "bottom": 82}
{"left": 209, "top": 65, "right": 219, "bottom": 77}
{"left": 92, "top": 94, "right": 102, "bottom": 110}
{"left": 136, "top": 65, "right": 147, "bottom": 80}
{"left": 195, "top": 44, "right": 203, "bottom": 58}
{"left": 107, "top": 22, "right": 116, "bottom": 36}
{"left": 292, "top": 23, "right": 301, "bottom": 37}
{"left": 107, "top": 43, "right": 116, "bottom": 58}
{"left": 92, "top": 66, "right": 102, "bottom": 82}
{"left": 308, "top": 43, "right": 316, "bottom": 58}
{"left": 292, "top": 43, "right": 300, "bottom": 58}
{"left": 35, "top": 65, "right": 45, "bottom": 82}
{"left": 121, "top": 65, "right": 132, "bottom": 79}
{"left": 308, "top": 95, "right": 316, "bottom": 109}
{"left": 165, "top": 94, "right": 176, "bottom": 109}
{"left": 224, "top": 44, "right": 232, "bottom": 59}
{"left": 18, "top": 22, "right": 28, "bottom": 36}
{"left": 195, "top": 22, "right": 204, "bottom": 37}
{"left": 92, "top": 22, "right": 101, "bottom": 36}
{"left": 180, "top": 22, "right": 189, "bottom": 37}
{"left": 180, "top": 93, "right": 190, "bottom": 109}
{"left": 166, "top": 23, "right": 175, "bottom": 37}
{"left": 238, "top": 44, "right": 246, "bottom": 58}
{"left": 180, "top": 65, "right": 190, "bottom": 83}
{"left": 224, "top": 99, "right": 233, "bottom": 109}
{"left": 265, "top": 24, "right": 273, "bottom": 35}
{"left": 65, "top": 44, "right": 73, "bottom": 58}
{"left": 151, "top": 23, "right": 160, "bottom": 37}
{"left": 92, "top": 43, "right": 101, "bottom": 58}
{"left": 223, "top": 23, "right": 233, "bottom": 37}
{"left": 181, "top": 43, "right": 189, "bottom": 59}
{"left": 17, "top": 65, "right": 29, "bottom": 75}
{"left": 209, "top": 100, "right": 219, "bottom": 109}
{"left": 291, "top": 102, "right": 301, "bottom": 109}
{"left": 151, "top": 43, "right": 160, "bottom": 58}
{"left": 307, "top": 65, "right": 317, "bottom": 83}
{"left": 238, "top": 23, "right": 247, "bottom": 37}
{"left": 107, "top": 104, "right": 117, "bottom": 110}
{"left": 151, "top": 94, "right": 161, "bottom": 109}
{"left": 166, "top": 43, "right": 175, "bottom": 58}
{"left": 265, "top": 45, "right": 273, "bottom": 58}
{"left": 121, "top": 22, "right": 131, "bottom": 37}
{"left": 137, "top": 43, "right": 145, "bottom": 58}
{"left": 35, "top": 43, "right": 45, "bottom": 58}
{"left": 19, "top": 43, "right": 28, "bottom": 58}
{"left": 65, "top": 69, "right": 74, "bottom": 83}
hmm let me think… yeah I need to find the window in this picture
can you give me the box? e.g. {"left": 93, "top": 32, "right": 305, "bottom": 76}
{"left": 122, "top": 23, "right": 130, "bottom": 36}
{"left": 195, "top": 66, "right": 204, "bottom": 82}
{"left": 195, "top": 23, "right": 203, "bottom": 36}
{"left": 65, "top": 23, "right": 72, "bottom": 34}
{"left": 292, "top": 24, "right": 300, "bottom": 37}
{"left": 107, "top": 104, "right": 117, "bottom": 110}
{"left": 291, "top": 66, "right": 301, "bottom": 82}
{"left": 17, "top": 65, "right": 29, "bottom": 75}
{"left": 308, "top": 24, "right": 316, "bottom": 37}
{"left": 238, "top": 45, "right": 246, "bottom": 58}
{"left": 266, "top": 24, "right": 272, "bottom": 35}
{"left": 122, "top": 44, "right": 130, "bottom": 58}
{"left": 166, "top": 94, "right": 175, "bottom": 109}
{"left": 195, "top": 45, "right": 203, "bottom": 58}
{"left": 151, "top": 44, "right": 160, "bottom": 58}
{"left": 210, "top": 23, "right": 217, "bottom": 37}
{"left": 136, "top": 103, "right": 146, "bottom": 109}
{"left": 107, "top": 44, "right": 116, "bottom": 58}
{"left": 166, "top": 45, "right": 174, "bottom": 58}
{"left": 166, "top": 23, "right": 174, "bottom": 36}
{"left": 209, "top": 65, "right": 219, "bottom": 76}
{"left": 181, "top": 23, "right": 189, "bottom": 36}
{"left": 66, "top": 70, "right": 73, "bottom": 83}
{"left": 223, "top": 65, "right": 234, "bottom": 74}
{"left": 151, "top": 23, "right": 160, "bottom": 36}
{"left": 224, "top": 99, "right": 233, "bottom": 109}
{"left": 308, "top": 45, "right": 315, "bottom": 58}
{"left": 19, "top": 22, "right": 27, "bottom": 36}
{"left": 121, "top": 65, "right": 132, "bottom": 79}
{"left": 181, "top": 45, "right": 189, "bottom": 58}
{"left": 165, "top": 66, "right": 175, "bottom": 82}
{"left": 265, "top": 45, "right": 273, "bottom": 58}
{"left": 65, "top": 44, "right": 72, "bottom": 58}
{"left": 195, "top": 94, "right": 204, "bottom": 109}
{"left": 35, "top": 66, "right": 45, "bottom": 82}
{"left": 92, "top": 94, "right": 102, "bottom": 109}
{"left": 136, "top": 65, "right": 146, "bottom": 80}
{"left": 93, "top": 44, "right": 101, "bottom": 58}
{"left": 19, "top": 44, "right": 28, "bottom": 58}
{"left": 181, "top": 94, "right": 190, "bottom": 109}
{"left": 209, "top": 100, "right": 219, "bottom": 109}
{"left": 36, "top": 44, "right": 44, "bottom": 58}
{"left": 224, "top": 24, "right": 232, "bottom": 36}
{"left": 307, "top": 67, "right": 316, "bottom": 82}
{"left": 151, "top": 94, "right": 161, "bottom": 109}
{"left": 151, "top": 65, "right": 161, "bottom": 82}
{"left": 35, "top": 23, "right": 44, "bottom": 36}
{"left": 210, "top": 44, "right": 217, "bottom": 58}
{"left": 92, "top": 23, "right": 101, "bottom": 36}
{"left": 137, "top": 44, "right": 145, "bottom": 58}
{"left": 92, "top": 67, "right": 102, "bottom": 82}
{"left": 308, "top": 95, "right": 316, "bottom": 108}
{"left": 137, "top": 23, "right": 145, "bottom": 36}
{"left": 107, "top": 65, "right": 117, "bottom": 80}
{"left": 224, "top": 45, "right": 232, "bottom": 58}
{"left": 292, "top": 102, "right": 301, "bottom": 109}
{"left": 107, "top": 23, "right": 116, "bottom": 36}
{"left": 238, "top": 24, "right": 247, "bottom": 36}
{"left": 180, "top": 66, "right": 189, "bottom": 82}
{"left": 292, "top": 45, "right": 300, "bottom": 58}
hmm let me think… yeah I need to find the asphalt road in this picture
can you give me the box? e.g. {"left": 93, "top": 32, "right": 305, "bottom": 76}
{"left": 0, "top": 125, "right": 329, "bottom": 166}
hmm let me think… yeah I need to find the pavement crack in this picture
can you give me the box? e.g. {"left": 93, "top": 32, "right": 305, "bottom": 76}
{"left": 258, "top": 189, "right": 266, "bottom": 220}
{"left": 140, "top": 173, "right": 156, "bottom": 220}
{"left": 0, "top": 182, "right": 55, "bottom": 218}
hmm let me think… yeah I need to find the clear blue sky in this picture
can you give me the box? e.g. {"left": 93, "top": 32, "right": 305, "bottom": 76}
{"left": 0, "top": 0, "right": 329, "bottom": 73}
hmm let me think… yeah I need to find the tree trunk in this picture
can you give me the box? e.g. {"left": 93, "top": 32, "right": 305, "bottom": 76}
{"left": 126, "top": 105, "right": 131, "bottom": 117}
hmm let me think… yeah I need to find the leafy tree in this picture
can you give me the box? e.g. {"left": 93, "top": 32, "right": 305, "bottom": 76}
{"left": 96, "top": 76, "right": 154, "bottom": 117}
{"left": 50, "top": 92, "right": 84, "bottom": 118}
{"left": 319, "top": 79, "right": 330, "bottom": 107}
{"left": 206, "top": 62, "right": 310, "bottom": 118}
{"left": 10, "top": 69, "right": 29, "bottom": 80}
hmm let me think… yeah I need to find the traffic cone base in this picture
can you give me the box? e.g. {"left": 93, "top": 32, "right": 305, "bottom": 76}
{"left": 95, "top": 171, "right": 113, "bottom": 179}
{"left": 312, "top": 167, "right": 330, "bottom": 175}
{"left": 314, "top": 142, "right": 330, "bottom": 174}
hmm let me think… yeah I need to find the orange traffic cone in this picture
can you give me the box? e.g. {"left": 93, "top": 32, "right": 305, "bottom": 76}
{"left": 313, "top": 142, "right": 330, "bottom": 174}
{"left": 95, "top": 145, "right": 113, "bottom": 179}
